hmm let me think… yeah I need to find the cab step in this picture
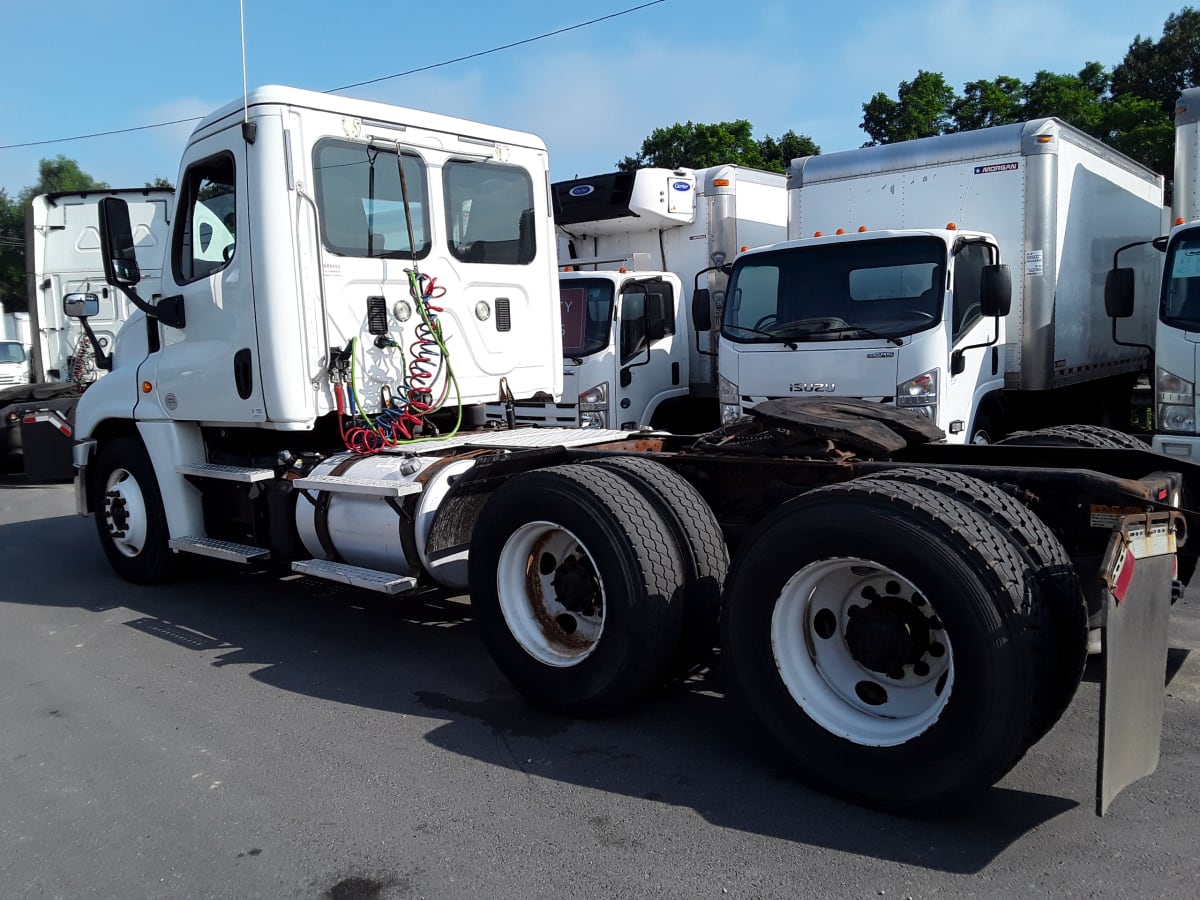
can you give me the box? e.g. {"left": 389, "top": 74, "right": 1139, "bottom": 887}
{"left": 176, "top": 463, "right": 276, "bottom": 483}
{"left": 291, "top": 559, "right": 418, "bottom": 595}
{"left": 169, "top": 536, "right": 271, "bottom": 563}
{"left": 291, "top": 474, "right": 423, "bottom": 497}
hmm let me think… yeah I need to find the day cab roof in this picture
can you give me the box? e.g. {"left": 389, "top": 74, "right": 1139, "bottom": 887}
{"left": 192, "top": 84, "right": 548, "bottom": 152}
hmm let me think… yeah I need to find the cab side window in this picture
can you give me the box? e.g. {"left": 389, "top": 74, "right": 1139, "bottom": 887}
{"left": 174, "top": 154, "right": 237, "bottom": 284}
{"left": 952, "top": 244, "right": 989, "bottom": 340}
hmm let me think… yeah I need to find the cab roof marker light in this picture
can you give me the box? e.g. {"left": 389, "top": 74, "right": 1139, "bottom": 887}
{"left": 836, "top": 228, "right": 845, "bottom": 235}
{"left": 946, "top": 222, "right": 957, "bottom": 230}
{"left": 858, "top": 226, "right": 868, "bottom": 233}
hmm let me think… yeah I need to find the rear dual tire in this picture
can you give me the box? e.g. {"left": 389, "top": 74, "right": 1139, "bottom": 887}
{"left": 722, "top": 478, "right": 1047, "bottom": 814}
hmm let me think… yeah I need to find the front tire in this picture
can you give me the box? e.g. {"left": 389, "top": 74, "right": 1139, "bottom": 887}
{"left": 468, "top": 464, "right": 686, "bottom": 716}
{"left": 91, "top": 436, "right": 176, "bottom": 584}
{"left": 723, "top": 478, "right": 1041, "bottom": 814}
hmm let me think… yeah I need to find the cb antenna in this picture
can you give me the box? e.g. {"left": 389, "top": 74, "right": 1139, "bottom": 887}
{"left": 239, "top": 0, "right": 256, "bottom": 143}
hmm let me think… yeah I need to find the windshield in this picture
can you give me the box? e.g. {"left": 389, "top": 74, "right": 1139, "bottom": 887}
{"left": 560, "top": 278, "right": 614, "bottom": 357}
{"left": 724, "top": 236, "right": 947, "bottom": 343}
{"left": 0, "top": 342, "right": 24, "bottom": 364}
{"left": 1162, "top": 230, "right": 1200, "bottom": 330}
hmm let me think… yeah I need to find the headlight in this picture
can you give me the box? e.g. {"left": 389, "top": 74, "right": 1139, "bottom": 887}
{"left": 1157, "top": 368, "right": 1195, "bottom": 434}
{"left": 895, "top": 369, "right": 938, "bottom": 419}
{"left": 579, "top": 410, "right": 608, "bottom": 429}
{"left": 718, "top": 375, "right": 742, "bottom": 424}
{"left": 578, "top": 382, "right": 608, "bottom": 411}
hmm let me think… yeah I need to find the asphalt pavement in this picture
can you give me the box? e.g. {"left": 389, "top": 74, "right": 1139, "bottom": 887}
{"left": 1, "top": 476, "right": 1197, "bottom": 900}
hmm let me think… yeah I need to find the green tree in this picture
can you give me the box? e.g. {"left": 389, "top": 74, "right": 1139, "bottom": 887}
{"left": 618, "top": 120, "right": 819, "bottom": 173}
{"left": 758, "top": 129, "right": 821, "bottom": 171}
{"left": 0, "top": 190, "right": 26, "bottom": 314}
{"left": 1111, "top": 7, "right": 1200, "bottom": 113}
{"left": 146, "top": 176, "right": 174, "bottom": 189}
{"left": 1022, "top": 63, "right": 1109, "bottom": 135}
{"left": 861, "top": 70, "right": 956, "bottom": 145}
{"left": 950, "top": 76, "right": 1025, "bottom": 132}
{"left": 17, "top": 155, "right": 108, "bottom": 205}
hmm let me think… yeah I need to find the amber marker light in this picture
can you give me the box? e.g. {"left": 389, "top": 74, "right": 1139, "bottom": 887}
{"left": 1177, "top": 218, "right": 1187, "bottom": 226}
{"left": 946, "top": 222, "right": 957, "bottom": 230}
{"left": 712, "top": 178, "right": 730, "bottom": 186}
{"left": 858, "top": 226, "right": 868, "bottom": 232}
{"left": 1036, "top": 135, "right": 1053, "bottom": 143}
{"left": 836, "top": 228, "right": 846, "bottom": 235}
{"left": 814, "top": 231, "right": 823, "bottom": 237}
{"left": 141, "top": 382, "right": 153, "bottom": 393}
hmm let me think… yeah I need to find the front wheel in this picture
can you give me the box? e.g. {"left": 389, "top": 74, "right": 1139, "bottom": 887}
{"left": 91, "top": 436, "right": 176, "bottom": 584}
{"left": 722, "top": 478, "right": 1041, "bottom": 814}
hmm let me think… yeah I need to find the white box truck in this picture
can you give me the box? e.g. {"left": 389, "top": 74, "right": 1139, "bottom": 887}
{"left": 715, "top": 119, "right": 1164, "bottom": 443}
{"left": 1116, "top": 87, "right": 1200, "bottom": 460}
{"left": 68, "top": 84, "right": 1189, "bottom": 816}
{"left": 488, "top": 166, "right": 785, "bottom": 432}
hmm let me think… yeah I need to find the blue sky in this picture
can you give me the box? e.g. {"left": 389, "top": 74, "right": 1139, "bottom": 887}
{"left": 0, "top": 1, "right": 1190, "bottom": 196}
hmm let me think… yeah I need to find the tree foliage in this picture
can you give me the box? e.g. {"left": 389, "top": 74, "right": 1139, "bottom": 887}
{"left": 618, "top": 120, "right": 819, "bottom": 173}
{"left": 858, "top": 14, "right": 1195, "bottom": 183}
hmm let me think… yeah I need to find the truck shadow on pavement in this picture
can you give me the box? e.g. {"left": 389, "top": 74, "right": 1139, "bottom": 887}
{"left": 3, "top": 512, "right": 1082, "bottom": 874}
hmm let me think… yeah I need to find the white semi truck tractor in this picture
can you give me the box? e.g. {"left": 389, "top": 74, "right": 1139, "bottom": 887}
{"left": 71, "top": 85, "right": 1190, "bottom": 817}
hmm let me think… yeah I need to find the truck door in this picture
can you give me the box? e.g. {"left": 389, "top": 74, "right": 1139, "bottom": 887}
{"left": 616, "top": 278, "right": 682, "bottom": 428}
{"left": 948, "top": 242, "right": 1002, "bottom": 428}
{"left": 146, "top": 137, "right": 264, "bottom": 423}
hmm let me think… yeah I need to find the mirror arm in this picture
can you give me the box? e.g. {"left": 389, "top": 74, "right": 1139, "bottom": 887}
{"left": 952, "top": 317, "right": 1003, "bottom": 373}
{"left": 114, "top": 284, "right": 186, "bottom": 329}
{"left": 76, "top": 316, "right": 112, "bottom": 371}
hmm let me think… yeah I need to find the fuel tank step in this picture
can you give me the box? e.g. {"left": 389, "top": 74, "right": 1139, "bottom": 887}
{"left": 291, "top": 474, "right": 424, "bottom": 497}
{"left": 291, "top": 559, "right": 419, "bottom": 595}
{"left": 169, "top": 536, "right": 271, "bottom": 562}
{"left": 176, "top": 463, "right": 276, "bottom": 482}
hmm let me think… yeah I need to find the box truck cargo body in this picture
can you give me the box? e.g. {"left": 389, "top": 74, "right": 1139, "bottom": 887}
{"left": 719, "top": 119, "right": 1164, "bottom": 442}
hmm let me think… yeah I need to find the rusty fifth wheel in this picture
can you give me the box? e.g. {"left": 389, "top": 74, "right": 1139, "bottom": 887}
{"left": 468, "top": 464, "right": 686, "bottom": 716}
{"left": 722, "top": 477, "right": 1047, "bottom": 814}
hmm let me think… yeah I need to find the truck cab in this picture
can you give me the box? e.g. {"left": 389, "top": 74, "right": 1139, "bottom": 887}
{"left": 718, "top": 228, "right": 1009, "bottom": 442}
{"left": 491, "top": 266, "right": 685, "bottom": 430}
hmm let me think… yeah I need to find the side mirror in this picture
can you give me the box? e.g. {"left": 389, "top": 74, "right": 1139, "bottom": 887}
{"left": 980, "top": 264, "right": 1012, "bottom": 318}
{"left": 98, "top": 196, "right": 142, "bottom": 287}
{"left": 691, "top": 288, "right": 712, "bottom": 332}
{"left": 1105, "top": 267, "right": 1136, "bottom": 318}
{"left": 63, "top": 292, "right": 100, "bottom": 318}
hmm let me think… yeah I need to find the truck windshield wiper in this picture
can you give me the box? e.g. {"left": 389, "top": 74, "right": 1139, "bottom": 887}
{"left": 724, "top": 323, "right": 798, "bottom": 350}
{"left": 770, "top": 321, "right": 903, "bottom": 346}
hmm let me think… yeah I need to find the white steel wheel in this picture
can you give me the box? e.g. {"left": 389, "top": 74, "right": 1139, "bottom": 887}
{"left": 772, "top": 557, "right": 953, "bottom": 747}
{"left": 468, "top": 464, "right": 686, "bottom": 716}
{"left": 102, "top": 466, "right": 150, "bottom": 558}
{"left": 90, "top": 436, "right": 176, "bottom": 584}
{"left": 495, "top": 520, "right": 605, "bottom": 667}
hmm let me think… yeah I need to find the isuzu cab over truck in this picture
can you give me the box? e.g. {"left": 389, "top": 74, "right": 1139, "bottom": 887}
{"left": 486, "top": 166, "right": 785, "bottom": 432}
{"left": 73, "top": 85, "right": 1192, "bottom": 817}
{"left": 1107, "top": 87, "right": 1200, "bottom": 462}
{"left": 714, "top": 119, "right": 1164, "bottom": 444}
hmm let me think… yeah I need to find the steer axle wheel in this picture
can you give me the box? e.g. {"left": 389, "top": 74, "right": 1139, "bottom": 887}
{"left": 723, "top": 477, "right": 1046, "bottom": 815}
{"left": 469, "top": 464, "right": 687, "bottom": 716}
{"left": 91, "top": 436, "right": 176, "bottom": 584}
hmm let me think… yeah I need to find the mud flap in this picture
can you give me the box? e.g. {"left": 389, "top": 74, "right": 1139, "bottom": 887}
{"left": 1096, "top": 511, "right": 1183, "bottom": 815}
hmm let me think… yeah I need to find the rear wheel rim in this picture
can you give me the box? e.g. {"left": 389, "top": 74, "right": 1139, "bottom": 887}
{"left": 496, "top": 520, "right": 605, "bottom": 667}
{"left": 102, "top": 467, "right": 148, "bottom": 558}
{"left": 771, "top": 556, "right": 953, "bottom": 746}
